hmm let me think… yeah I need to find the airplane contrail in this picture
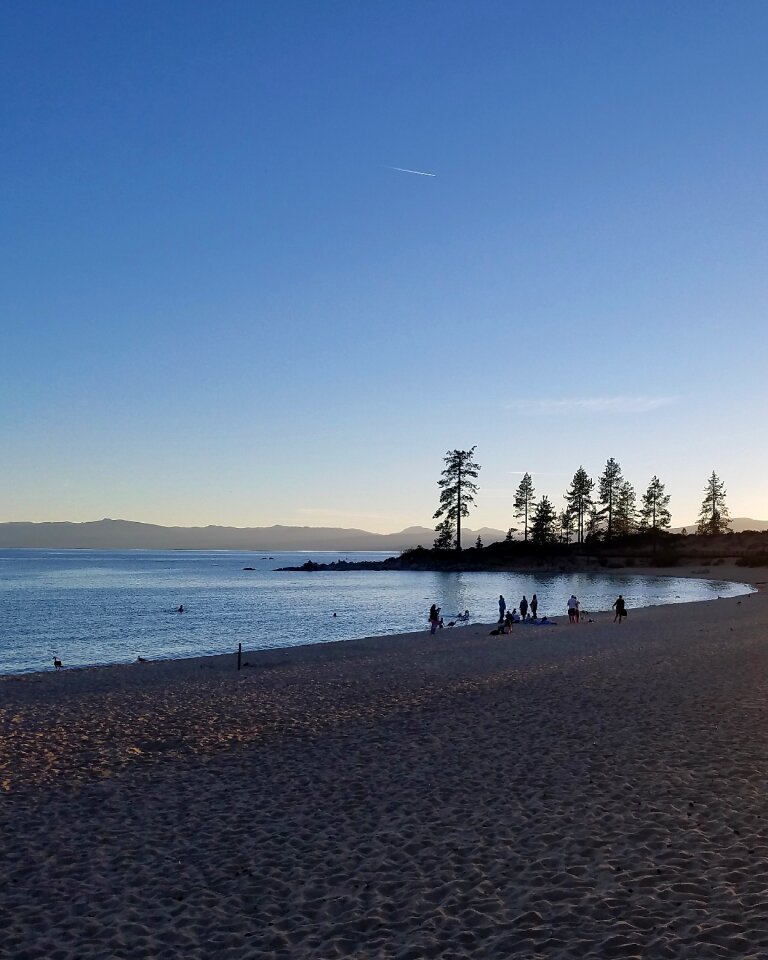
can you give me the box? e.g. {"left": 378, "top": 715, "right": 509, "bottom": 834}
{"left": 388, "top": 166, "right": 437, "bottom": 177}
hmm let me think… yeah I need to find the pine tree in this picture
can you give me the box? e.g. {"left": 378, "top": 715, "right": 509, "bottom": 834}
{"left": 697, "top": 471, "right": 731, "bottom": 535}
{"left": 433, "top": 518, "right": 455, "bottom": 550}
{"left": 614, "top": 480, "right": 637, "bottom": 537}
{"left": 433, "top": 447, "right": 480, "bottom": 551}
{"left": 558, "top": 509, "right": 574, "bottom": 544}
{"left": 564, "top": 466, "right": 594, "bottom": 543}
{"left": 639, "top": 476, "right": 671, "bottom": 532}
{"left": 586, "top": 503, "right": 601, "bottom": 539}
{"left": 505, "top": 527, "right": 516, "bottom": 541}
{"left": 475, "top": 535, "right": 483, "bottom": 549}
{"left": 530, "top": 495, "right": 558, "bottom": 544}
{"left": 598, "top": 458, "right": 624, "bottom": 537}
{"left": 513, "top": 473, "right": 536, "bottom": 542}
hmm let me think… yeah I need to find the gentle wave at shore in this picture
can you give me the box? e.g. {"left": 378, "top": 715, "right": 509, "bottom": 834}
{"left": 0, "top": 549, "right": 754, "bottom": 674}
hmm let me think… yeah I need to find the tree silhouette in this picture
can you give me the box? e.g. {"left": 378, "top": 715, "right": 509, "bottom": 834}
{"left": 530, "top": 495, "right": 558, "bottom": 544}
{"left": 697, "top": 471, "right": 731, "bottom": 535}
{"left": 614, "top": 480, "right": 638, "bottom": 537}
{"left": 513, "top": 473, "right": 536, "bottom": 542}
{"left": 564, "top": 466, "right": 594, "bottom": 543}
{"left": 598, "top": 458, "right": 624, "bottom": 537}
{"left": 433, "top": 447, "right": 480, "bottom": 551}
{"left": 558, "top": 509, "right": 574, "bottom": 544}
{"left": 433, "top": 517, "right": 455, "bottom": 550}
{"left": 639, "top": 476, "right": 671, "bottom": 532}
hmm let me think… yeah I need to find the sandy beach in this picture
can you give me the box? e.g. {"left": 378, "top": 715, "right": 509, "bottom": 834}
{"left": 2, "top": 564, "right": 768, "bottom": 959}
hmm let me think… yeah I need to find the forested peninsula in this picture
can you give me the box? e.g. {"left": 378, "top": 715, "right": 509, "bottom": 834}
{"left": 277, "top": 530, "right": 768, "bottom": 572}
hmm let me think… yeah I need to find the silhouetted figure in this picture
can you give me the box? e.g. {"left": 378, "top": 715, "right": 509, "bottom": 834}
{"left": 520, "top": 596, "right": 528, "bottom": 620}
{"left": 429, "top": 604, "right": 440, "bottom": 634}
{"left": 504, "top": 610, "right": 514, "bottom": 634}
{"left": 567, "top": 595, "right": 578, "bottom": 623}
{"left": 53, "top": 657, "right": 62, "bottom": 671}
{"left": 448, "top": 610, "right": 470, "bottom": 627}
{"left": 177, "top": 605, "right": 184, "bottom": 613}
{"left": 613, "top": 595, "right": 627, "bottom": 623}
{"left": 498, "top": 595, "right": 506, "bottom": 622}
{"left": 530, "top": 594, "right": 538, "bottom": 619}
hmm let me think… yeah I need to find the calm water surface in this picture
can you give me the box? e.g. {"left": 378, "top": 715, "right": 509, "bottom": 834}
{"left": 0, "top": 550, "right": 753, "bottom": 674}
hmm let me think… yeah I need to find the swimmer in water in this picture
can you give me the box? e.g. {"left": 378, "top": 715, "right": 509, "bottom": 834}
{"left": 177, "top": 605, "right": 184, "bottom": 613}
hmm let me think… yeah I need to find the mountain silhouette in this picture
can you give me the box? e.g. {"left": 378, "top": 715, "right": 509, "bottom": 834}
{"left": 0, "top": 519, "right": 509, "bottom": 551}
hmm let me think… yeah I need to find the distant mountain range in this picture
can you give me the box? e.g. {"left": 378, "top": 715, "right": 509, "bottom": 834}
{"left": 1, "top": 517, "right": 765, "bottom": 550}
{"left": 670, "top": 518, "right": 768, "bottom": 534}
{"left": 0, "top": 519, "right": 508, "bottom": 552}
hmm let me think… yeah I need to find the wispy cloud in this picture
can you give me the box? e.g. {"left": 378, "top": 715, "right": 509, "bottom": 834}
{"left": 509, "top": 395, "right": 676, "bottom": 415}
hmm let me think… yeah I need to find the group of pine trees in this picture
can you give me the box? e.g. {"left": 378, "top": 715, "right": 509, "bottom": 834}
{"left": 511, "top": 459, "right": 674, "bottom": 545}
{"left": 433, "top": 448, "right": 731, "bottom": 551}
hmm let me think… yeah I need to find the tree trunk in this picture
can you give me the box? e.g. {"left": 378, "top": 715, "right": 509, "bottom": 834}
{"left": 455, "top": 464, "right": 462, "bottom": 551}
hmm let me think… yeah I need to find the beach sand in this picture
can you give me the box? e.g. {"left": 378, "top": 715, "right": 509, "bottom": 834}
{"left": 2, "top": 564, "right": 768, "bottom": 958}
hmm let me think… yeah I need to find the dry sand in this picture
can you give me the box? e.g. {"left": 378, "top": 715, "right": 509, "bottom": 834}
{"left": 2, "top": 565, "right": 768, "bottom": 959}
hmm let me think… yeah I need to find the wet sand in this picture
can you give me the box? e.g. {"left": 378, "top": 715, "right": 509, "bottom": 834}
{"left": 1, "top": 565, "right": 767, "bottom": 959}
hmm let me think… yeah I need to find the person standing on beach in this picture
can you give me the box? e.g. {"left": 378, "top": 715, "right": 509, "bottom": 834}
{"left": 498, "top": 595, "right": 506, "bottom": 622}
{"left": 530, "top": 594, "right": 538, "bottom": 619}
{"left": 567, "top": 595, "right": 578, "bottom": 623}
{"left": 612, "top": 595, "right": 626, "bottom": 623}
{"left": 503, "top": 610, "right": 514, "bottom": 634}
{"left": 429, "top": 604, "right": 440, "bottom": 634}
{"left": 520, "top": 595, "right": 528, "bottom": 620}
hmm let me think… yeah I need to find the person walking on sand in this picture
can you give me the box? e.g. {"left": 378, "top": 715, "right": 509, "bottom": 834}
{"left": 503, "top": 610, "right": 514, "bottom": 634}
{"left": 520, "top": 595, "right": 528, "bottom": 620}
{"left": 429, "top": 604, "right": 441, "bottom": 634}
{"left": 498, "top": 595, "right": 506, "bottom": 623}
{"left": 530, "top": 593, "right": 538, "bottom": 620}
{"left": 612, "top": 595, "right": 627, "bottom": 623}
{"left": 567, "top": 594, "right": 578, "bottom": 623}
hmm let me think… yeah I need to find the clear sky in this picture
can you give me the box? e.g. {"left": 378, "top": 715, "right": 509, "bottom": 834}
{"left": 2, "top": 0, "right": 767, "bottom": 532}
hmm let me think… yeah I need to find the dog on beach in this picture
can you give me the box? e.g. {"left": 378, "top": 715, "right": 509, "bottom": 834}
{"left": 53, "top": 658, "right": 62, "bottom": 670}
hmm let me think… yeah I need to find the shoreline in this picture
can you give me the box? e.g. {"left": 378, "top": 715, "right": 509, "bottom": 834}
{"left": 0, "top": 562, "right": 758, "bottom": 682}
{"left": 3, "top": 563, "right": 768, "bottom": 957}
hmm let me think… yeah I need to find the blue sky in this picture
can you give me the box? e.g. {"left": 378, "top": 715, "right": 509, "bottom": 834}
{"left": 2, "top": 0, "right": 767, "bottom": 531}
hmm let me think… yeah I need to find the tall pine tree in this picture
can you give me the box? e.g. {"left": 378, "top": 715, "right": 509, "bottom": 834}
{"left": 558, "top": 508, "right": 574, "bottom": 544}
{"left": 614, "top": 480, "right": 637, "bottom": 537}
{"left": 564, "top": 466, "right": 594, "bottom": 543}
{"left": 598, "top": 458, "right": 624, "bottom": 538}
{"left": 513, "top": 473, "right": 536, "bottom": 542}
{"left": 433, "top": 447, "right": 480, "bottom": 551}
{"left": 697, "top": 471, "right": 731, "bottom": 535}
{"left": 639, "top": 476, "right": 671, "bottom": 532}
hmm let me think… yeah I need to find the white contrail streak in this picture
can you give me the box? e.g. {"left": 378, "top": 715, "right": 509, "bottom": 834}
{"left": 388, "top": 166, "right": 437, "bottom": 177}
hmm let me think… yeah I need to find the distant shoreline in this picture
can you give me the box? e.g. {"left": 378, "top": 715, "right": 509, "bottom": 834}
{"left": 2, "top": 517, "right": 768, "bottom": 551}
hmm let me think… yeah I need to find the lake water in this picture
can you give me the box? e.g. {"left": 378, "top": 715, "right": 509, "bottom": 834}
{"left": 0, "top": 550, "right": 753, "bottom": 675}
